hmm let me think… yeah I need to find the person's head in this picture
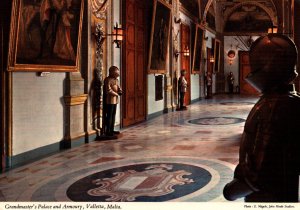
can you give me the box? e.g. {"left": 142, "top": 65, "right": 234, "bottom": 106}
{"left": 109, "top": 66, "right": 120, "bottom": 78}
{"left": 180, "top": 69, "right": 186, "bottom": 76}
{"left": 247, "top": 34, "right": 298, "bottom": 93}
{"left": 229, "top": 72, "right": 233, "bottom": 75}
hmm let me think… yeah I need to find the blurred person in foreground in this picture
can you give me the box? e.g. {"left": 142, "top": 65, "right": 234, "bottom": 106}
{"left": 223, "top": 34, "right": 300, "bottom": 202}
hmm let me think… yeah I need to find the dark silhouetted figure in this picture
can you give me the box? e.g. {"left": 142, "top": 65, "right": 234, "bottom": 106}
{"left": 205, "top": 72, "right": 212, "bottom": 99}
{"left": 178, "top": 69, "right": 188, "bottom": 110}
{"left": 223, "top": 34, "right": 300, "bottom": 202}
{"left": 227, "top": 71, "right": 235, "bottom": 94}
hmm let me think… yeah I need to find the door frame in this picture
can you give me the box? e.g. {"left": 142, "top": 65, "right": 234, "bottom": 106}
{"left": 180, "top": 23, "right": 191, "bottom": 105}
{"left": 238, "top": 50, "right": 259, "bottom": 95}
{"left": 206, "top": 47, "right": 213, "bottom": 96}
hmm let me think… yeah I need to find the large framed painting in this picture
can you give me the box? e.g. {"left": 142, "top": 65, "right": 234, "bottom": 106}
{"left": 192, "top": 25, "right": 204, "bottom": 74}
{"left": 213, "top": 39, "right": 221, "bottom": 72}
{"left": 148, "top": 0, "right": 172, "bottom": 74}
{"left": 7, "top": 0, "right": 84, "bottom": 72}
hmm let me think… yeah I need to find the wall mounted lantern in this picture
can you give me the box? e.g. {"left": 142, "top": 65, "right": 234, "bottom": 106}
{"left": 227, "top": 50, "right": 236, "bottom": 65}
{"left": 112, "top": 22, "right": 124, "bottom": 48}
{"left": 174, "top": 45, "right": 190, "bottom": 61}
{"left": 94, "top": 22, "right": 124, "bottom": 49}
{"left": 268, "top": 26, "right": 278, "bottom": 34}
{"left": 209, "top": 56, "right": 215, "bottom": 63}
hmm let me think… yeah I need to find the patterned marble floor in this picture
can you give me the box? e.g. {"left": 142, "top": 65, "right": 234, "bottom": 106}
{"left": 0, "top": 94, "right": 259, "bottom": 203}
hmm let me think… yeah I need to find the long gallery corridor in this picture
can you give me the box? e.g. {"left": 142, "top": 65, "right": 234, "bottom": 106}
{"left": 0, "top": 95, "right": 263, "bottom": 202}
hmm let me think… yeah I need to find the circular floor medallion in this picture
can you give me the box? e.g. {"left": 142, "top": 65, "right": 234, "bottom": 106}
{"left": 220, "top": 102, "right": 255, "bottom": 106}
{"left": 66, "top": 163, "right": 211, "bottom": 202}
{"left": 188, "top": 117, "right": 245, "bottom": 125}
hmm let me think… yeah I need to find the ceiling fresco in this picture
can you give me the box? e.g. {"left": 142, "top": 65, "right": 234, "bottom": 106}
{"left": 224, "top": 4, "right": 273, "bottom": 32}
{"left": 179, "top": 0, "right": 277, "bottom": 33}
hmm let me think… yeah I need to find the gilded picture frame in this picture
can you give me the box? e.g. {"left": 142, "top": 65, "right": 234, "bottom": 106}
{"left": 213, "top": 39, "right": 221, "bottom": 73}
{"left": 7, "top": 0, "right": 84, "bottom": 72}
{"left": 148, "top": 0, "right": 172, "bottom": 74}
{"left": 192, "top": 24, "right": 204, "bottom": 74}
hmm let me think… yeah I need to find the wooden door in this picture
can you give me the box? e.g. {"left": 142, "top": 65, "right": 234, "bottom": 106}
{"left": 180, "top": 24, "right": 190, "bottom": 105}
{"left": 239, "top": 51, "right": 259, "bottom": 95}
{"left": 206, "top": 47, "right": 213, "bottom": 96}
{"left": 122, "top": 0, "right": 146, "bottom": 127}
{"left": 207, "top": 47, "right": 213, "bottom": 75}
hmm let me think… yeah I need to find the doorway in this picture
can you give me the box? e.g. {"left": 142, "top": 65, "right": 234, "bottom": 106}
{"left": 239, "top": 51, "right": 259, "bottom": 95}
{"left": 180, "top": 23, "right": 191, "bottom": 106}
{"left": 206, "top": 47, "right": 213, "bottom": 97}
{"left": 122, "top": 0, "right": 147, "bottom": 127}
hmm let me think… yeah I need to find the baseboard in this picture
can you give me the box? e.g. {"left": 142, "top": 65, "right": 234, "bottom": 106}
{"left": 191, "top": 97, "right": 201, "bottom": 104}
{"left": 7, "top": 133, "right": 97, "bottom": 170}
{"left": 163, "top": 106, "right": 172, "bottom": 113}
{"left": 9, "top": 141, "right": 61, "bottom": 169}
{"left": 147, "top": 110, "right": 164, "bottom": 121}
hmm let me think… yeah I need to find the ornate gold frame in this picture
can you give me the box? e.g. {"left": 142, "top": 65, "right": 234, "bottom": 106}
{"left": 192, "top": 24, "right": 204, "bottom": 74}
{"left": 148, "top": 0, "right": 172, "bottom": 74}
{"left": 213, "top": 39, "right": 221, "bottom": 73}
{"left": 7, "top": 0, "right": 84, "bottom": 72}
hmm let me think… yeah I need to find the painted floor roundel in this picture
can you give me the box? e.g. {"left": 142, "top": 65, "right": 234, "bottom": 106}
{"left": 66, "top": 163, "right": 212, "bottom": 202}
{"left": 188, "top": 117, "right": 245, "bottom": 125}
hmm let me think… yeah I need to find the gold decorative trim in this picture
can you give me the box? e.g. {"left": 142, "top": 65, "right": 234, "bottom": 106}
{"left": 162, "top": 0, "right": 171, "bottom": 6}
{"left": 92, "top": 0, "right": 109, "bottom": 19}
{"left": 7, "top": 0, "right": 84, "bottom": 72}
{"left": 64, "top": 94, "right": 88, "bottom": 106}
{"left": 165, "top": 85, "right": 173, "bottom": 91}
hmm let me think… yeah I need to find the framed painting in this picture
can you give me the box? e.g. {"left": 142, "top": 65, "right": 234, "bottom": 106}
{"left": 148, "top": 0, "right": 172, "bottom": 74}
{"left": 213, "top": 39, "right": 221, "bottom": 72}
{"left": 7, "top": 0, "right": 84, "bottom": 72}
{"left": 155, "top": 75, "right": 163, "bottom": 101}
{"left": 192, "top": 25, "right": 204, "bottom": 74}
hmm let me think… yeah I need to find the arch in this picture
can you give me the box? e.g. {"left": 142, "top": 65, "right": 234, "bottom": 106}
{"left": 203, "top": 0, "right": 214, "bottom": 23}
{"left": 202, "top": 1, "right": 278, "bottom": 33}
{"left": 223, "top": 1, "right": 278, "bottom": 28}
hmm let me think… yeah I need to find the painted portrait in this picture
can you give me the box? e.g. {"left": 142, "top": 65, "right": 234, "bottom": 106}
{"left": 192, "top": 25, "right": 204, "bottom": 73}
{"left": 148, "top": 0, "right": 171, "bottom": 74}
{"left": 213, "top": 39, "right": 221, "bottom": 72}
{"left": 8, "top": 0, "right": 84, "bottom": 72}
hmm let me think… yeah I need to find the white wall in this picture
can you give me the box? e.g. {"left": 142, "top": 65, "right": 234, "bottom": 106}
{"left": 224, "top": 36, "right": 259, "bottom": 92}
{"left": 205, "top": 30, "right": 215, "bottom": 49}
{"left": 12, "top": 73, "right": 64, "bottom": 155}
{"left": 190, "top": 74, "right": 199, "bottom": 100}
{"left": 147, "top": 74, "right": 164, "bottom": 115}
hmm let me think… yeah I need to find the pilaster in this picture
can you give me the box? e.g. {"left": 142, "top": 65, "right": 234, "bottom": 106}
{"left": 63, "top": 73, "right": 87, "bottom": 148}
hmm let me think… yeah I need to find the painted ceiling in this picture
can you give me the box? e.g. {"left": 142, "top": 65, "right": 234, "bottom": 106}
{"left": 180, "top": 0, "right": 277, "bottom": 33}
